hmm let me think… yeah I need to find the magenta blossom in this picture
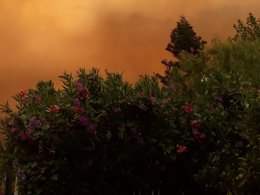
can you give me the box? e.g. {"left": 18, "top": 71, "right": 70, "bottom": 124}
{"left": 47, "top": 105, "right": 60, "bottom": 113}
{"left": 79, "top": 115, "right": 89, "bottom": 126}
{"left": 19, "top": 90, "right": 29, "bottom": 101}
{"left": 76, "top": 80, "right": 84, "bottom": 89}
{"left": 28, "top": 119, "right": 40, "bottom": 131}
{"left": 26, "top": 119, "right": 40, "bottom": 135}
{"left": 192, "top": 128, "right": 206, "bottom": 142}
{"left": 74, "top": 99, "right": 85, "bottom": 114}
{"left": 76, "top": 80, "right": 89, "bottom": 99}
{"left": 176, "top": 144, "right": 188, "bottom": 154}
{"left": 191, "top": 120, "right": 200, "bottom": 129}
{"left": 160, "top": 98, "right": 170, "bottom": 105}
{"left": 182, "top": 103, "right": 193, "bottom": 114}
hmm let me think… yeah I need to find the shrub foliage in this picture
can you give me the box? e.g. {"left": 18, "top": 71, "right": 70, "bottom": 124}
{"left": 0, "top": 36, "right": 259, "bottom": 195}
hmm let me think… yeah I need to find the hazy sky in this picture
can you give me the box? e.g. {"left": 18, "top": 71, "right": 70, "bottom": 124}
{"left": 0, "top": 0, "right": 259, "bottom": 104}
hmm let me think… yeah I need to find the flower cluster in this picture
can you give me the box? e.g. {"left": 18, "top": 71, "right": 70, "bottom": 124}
{"left": 76, "top": 80, "right": 89, "bottom": 99}
{"left": 176, "top": 144, "right": 188, "bottom": 154}
{"left": 182, "top": 103, "right": 193, "bottom": 113}
{"left": 1, "top": 65, "right": 256, "bottom": 195}
{"left": 79, "top": 115, "right": 97, "bottom": 134}
{"left": 3, "top": 71, "right": 210, "bottom": 195}
{"left": 47, "top": 105, "right": 60, "bottom": 113}
{"left": 191, "top": 119, "right": 206, "bottom": 142}
{"left": 73, "top": 99, "right": 84, "bottom": 114}
{"left": 19, "top": 90, "right": 28, "bottom": 101}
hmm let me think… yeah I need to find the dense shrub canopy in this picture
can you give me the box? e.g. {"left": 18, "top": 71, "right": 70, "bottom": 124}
{"left": 233, "top": 13, "right": 260, "bottom": 40}
{"left": 0, "top": 34, "right": 259, "bottom": 195}
{"left": 169, "top": 38, "right": 260, "bottom": 194}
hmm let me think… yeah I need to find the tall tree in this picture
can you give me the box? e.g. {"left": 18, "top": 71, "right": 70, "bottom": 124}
{"left": 158, "top": 16, "right": 206, "bottom": 85}
{"left": 233, "top": 13, "right": 260, "bottom": 40}
{"left": 166, "top": 16, "right": 206, "bottom": 59}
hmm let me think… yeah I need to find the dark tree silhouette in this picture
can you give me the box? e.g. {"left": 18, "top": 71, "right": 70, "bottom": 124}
{"left": 166, "top": 16, "right": 206, "bottom": 59}
{"left": 158, "top": 16, "right": 206, "bottom": 85}
{"left": 233, "top": 13, "right": 260, "bottom": 40}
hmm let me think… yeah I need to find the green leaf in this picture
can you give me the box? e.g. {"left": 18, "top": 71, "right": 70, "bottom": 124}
{"left": 51, "top": 175, "right": 58, "bottom": 181}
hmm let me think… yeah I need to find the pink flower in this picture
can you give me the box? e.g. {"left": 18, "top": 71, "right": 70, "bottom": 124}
{"left": 160, "top": 98, "right": 170, "bottom": 105}
{"left": 27, "top": 119, "right": 40, "bottom": 134}
{"left": 176, "top": 144, "right": 188, "bottom": 154}
{"left": 19, "top": 90, "right": 28, "bottom": 100}
{"left": 48, "top": 105, "right": 60, "bottom": 113}
{"left": 74, "top": 99, "right": 84, "bottom": 114}
{"left": 191, "top": 120, "right": 200, "bottom": 129}
{"left": 28, "top": 119, "right": 40, "bottom": 131}
{"left": 76, "top": 80, "right": 89, "bottom": 99}
{"left": 192, "top": 128, "right": 206, "bottom": 142}
{"left": 182, "top": 103, "right": 193, "bottom": 113}
{"left": 79, "top": 115, "right": 89, "bottom": 126}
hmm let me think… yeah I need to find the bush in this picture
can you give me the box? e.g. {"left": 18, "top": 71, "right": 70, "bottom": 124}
{"left": 166, "top": 38, "right": 260, "bottom": 194}
{"left": 1, "top": 69, "right": 207, "bottom": 194}
{"left": 0, "top": 39, "right": 259, "bottom": 194}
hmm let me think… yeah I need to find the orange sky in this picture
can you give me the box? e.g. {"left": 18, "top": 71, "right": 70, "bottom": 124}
{"left": 0, "top": 0, "right": 259, "bottom": 105}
